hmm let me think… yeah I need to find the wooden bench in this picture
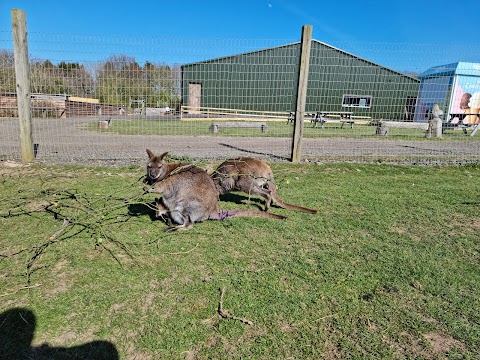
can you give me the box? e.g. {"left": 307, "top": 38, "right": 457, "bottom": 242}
{"left": 287, "top": 112, "right": 316, "bottom": 124}
{"left": 340, "top": 119, "right": 356, "bottom": 129}
{"left": 375, "top": 121, "right": 429, "bottom": 136}
{"left": 209, "top": 122, "right": 268, "bottom": 133}
{"left": 311, "top": 112, "right": 354, "bottom": 128}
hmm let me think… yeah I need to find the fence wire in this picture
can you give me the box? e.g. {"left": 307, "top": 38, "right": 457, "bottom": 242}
{"left": 1, "top": 30, "right": 479, "bottom": 165}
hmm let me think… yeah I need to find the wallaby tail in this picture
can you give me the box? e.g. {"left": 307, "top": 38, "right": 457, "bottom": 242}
{"left": 269, "top": 184, "right": 318, "bottom": 214}
{"left": 211, "top": 209, "right": 287, "bottom": 221}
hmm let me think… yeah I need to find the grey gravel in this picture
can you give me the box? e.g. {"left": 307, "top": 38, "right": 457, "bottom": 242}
{"left": 1, "top": 117, "right": 478, "bottom": 167}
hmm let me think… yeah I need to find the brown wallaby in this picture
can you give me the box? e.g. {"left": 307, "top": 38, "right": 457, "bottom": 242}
{"left": 144, "top": 149, "right": 286, "bottom": 232}
{"left": 211, "top": 157, "right": 318, "bottom": 214}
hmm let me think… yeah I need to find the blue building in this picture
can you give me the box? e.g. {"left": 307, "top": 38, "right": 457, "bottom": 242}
{"left": 414, "top": 62, "right": 480, "bottom": 124}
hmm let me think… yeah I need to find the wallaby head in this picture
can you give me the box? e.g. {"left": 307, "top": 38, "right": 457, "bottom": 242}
{"left": 145, "top": 149, "right": 170, "bottom": 185}
{"left": 145, "top": 149, "right": 192, "bottom": 185}
{"left": 212, "top": 157, "right": 318, "bottom": 214}
{"left": 145, "top": 150, "right": 286, "bottom": 232}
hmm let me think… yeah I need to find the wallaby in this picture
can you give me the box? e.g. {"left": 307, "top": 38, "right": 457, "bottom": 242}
{"left": 144, "top": 149, "right": 286, "bottom": 232}
{"left": 211, "top": 157, "right": 318, "bottom": 214}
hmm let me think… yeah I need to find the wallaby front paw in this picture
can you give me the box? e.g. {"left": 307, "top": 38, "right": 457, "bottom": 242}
{"left": 143, "top": 185, "right": 153, "bottom": 193}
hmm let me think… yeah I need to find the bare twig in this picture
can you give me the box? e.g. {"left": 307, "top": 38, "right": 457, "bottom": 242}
{"left": 2, "top": 177, "right": 155, "bottom": 283}
{"left": 218, "top": 287, "right": 254, "bottom": 326}
{"left": 0, "top": 283, "right": 41, "bottom": 298}
{"left": 49, "top": 218, "right": 70, "bottom": 240}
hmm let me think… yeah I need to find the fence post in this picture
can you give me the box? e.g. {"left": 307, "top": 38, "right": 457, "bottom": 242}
{"left": 11, "top": 9, "right": 34, "bottom": 163}
{"left": 291, "top": 25, "right": 312, "bottom": 163}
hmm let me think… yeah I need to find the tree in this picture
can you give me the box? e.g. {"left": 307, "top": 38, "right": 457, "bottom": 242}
{"left": 2, "top": 50, "right": 181, "bottom": 109}
{"left": 0, "top": 49, "right": 16, "bottom": 93}
{"left": 58, "top": 62, "right": 94, "bottom": 97}
{"left": 95, "top": 55, "right": 180, "bottom": 108}
{"left": 95, "top": 55, "right": 138, "bottom": 106}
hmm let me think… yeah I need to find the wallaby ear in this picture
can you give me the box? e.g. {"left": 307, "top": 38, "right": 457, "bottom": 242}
{"left": 146, "top": 149, "right": 154, "bottom": 159}
{"left": 159, "top": 152, "right": 169, "bottom": 160}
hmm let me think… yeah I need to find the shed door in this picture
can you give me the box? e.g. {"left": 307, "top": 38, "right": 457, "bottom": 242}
{"left": 405, "top": 96, "right": 417, "bottom": 121}
{"left": 188, "top": 83, "right": 201, "bottom": 113}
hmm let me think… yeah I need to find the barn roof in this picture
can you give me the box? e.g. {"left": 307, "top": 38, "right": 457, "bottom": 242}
{"left": 182, "top": 40, "right": 419, "bottom": 82}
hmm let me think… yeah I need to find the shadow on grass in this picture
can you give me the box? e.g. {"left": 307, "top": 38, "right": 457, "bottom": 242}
{"left": 0, "top": 308, "right": 118, "bottom": 360}
{"left": 218, "top": 142, "right": 289, "bottom": 161}
{"left": 219, "top": 192, "right": 268, "bottom": 211}
{"left": 127, "top": 201, "right": 158, "bottom": 221}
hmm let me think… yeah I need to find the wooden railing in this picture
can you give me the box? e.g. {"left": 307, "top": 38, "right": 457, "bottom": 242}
{"left": 180, "top": 105, "right": 290, "bottom": 121}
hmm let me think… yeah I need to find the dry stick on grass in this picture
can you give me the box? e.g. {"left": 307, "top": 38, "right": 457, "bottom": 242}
{"left": 1, "top": 184, "right": 151, "bottom": 283}
{"left": 218, "top": 287, "right": 254, "bottom": 326}
{"left": 0, "top": 283, "right": 41, "bottom": 298}
{"left": 49, "top": 218, "right": 70, "bottom": 240}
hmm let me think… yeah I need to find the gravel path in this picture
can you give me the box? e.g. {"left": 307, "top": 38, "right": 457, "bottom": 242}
{"left": 1, "top": 117, "right": 479, "bottom": 167}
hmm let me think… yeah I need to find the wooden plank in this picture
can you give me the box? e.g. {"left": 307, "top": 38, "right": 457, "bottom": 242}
{"left": 376, "top": 121, "right": 429, "bottom": 136}
{"left": 11, "top": 9, "right": 34, "bottom": 162}
{"left": 380, "top": 121, "right": 429, "bottom": 130}
{"left": 209, "top": 122, "right": 268, "bottom": 133}
{"left": 68, "top": 96, "right": 100, "bottom": 104}
{"left": 291, "top": 25, "right": 312, "bottom": 163}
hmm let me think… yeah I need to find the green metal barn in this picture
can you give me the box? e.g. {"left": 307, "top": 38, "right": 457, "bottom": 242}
{"left": 181, "top": 40, "right": 420, "bottom": 120}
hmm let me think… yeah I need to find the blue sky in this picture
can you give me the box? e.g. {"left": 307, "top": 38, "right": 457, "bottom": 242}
{"left": 2, "top": 0, "right": 479, "bottom": 43}
{"left": 1, "top": 0, "right": 480, "bottom": 71}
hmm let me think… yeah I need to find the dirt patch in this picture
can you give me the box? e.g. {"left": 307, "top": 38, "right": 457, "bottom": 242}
{"left": 141, "top": 279, "right": 158, "bottom": 314}
{"left": 423, "top": 331, "right": 466, "bottom": 355}
{"left": 44, "top": 259, "right": 72, "bottom": 297}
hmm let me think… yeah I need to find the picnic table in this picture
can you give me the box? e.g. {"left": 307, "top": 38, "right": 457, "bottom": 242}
{"left": 312, "top": 111, "right": 354, "bottom": 128}
{"left": 288, "top": 111, "right": 354, "bottom": 128}
{"left": 445, "top": 113, "right": 479, "bottom": 136}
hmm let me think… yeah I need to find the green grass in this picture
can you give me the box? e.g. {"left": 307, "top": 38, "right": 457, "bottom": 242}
{"left": 82, "top": 118, "right": 478, "bottom": 140}
{"left": 1, "top": 162, "right": 479, "bottom": 358}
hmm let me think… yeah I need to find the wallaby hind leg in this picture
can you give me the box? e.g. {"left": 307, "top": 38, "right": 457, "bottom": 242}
{"left": 165, "top": 216, "right": 194, "bottom": 232}
{"left": 169, "top": 210, "right": 188, "bottom": 225}
{"left": 236, "top": 177, "right": 273, "bottom": 211}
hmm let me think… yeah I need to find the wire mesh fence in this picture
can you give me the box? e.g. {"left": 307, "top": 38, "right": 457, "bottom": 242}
{"left": 1, "top": 27, "right": 479, "bottom": 166}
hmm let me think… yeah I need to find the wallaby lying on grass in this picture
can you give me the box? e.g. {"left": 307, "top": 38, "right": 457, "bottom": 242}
{"left": 211, "top": 157, "right": 318, "bottom": 214}
{"left": 144, "top": 149, "right": 286, "bottom": 232}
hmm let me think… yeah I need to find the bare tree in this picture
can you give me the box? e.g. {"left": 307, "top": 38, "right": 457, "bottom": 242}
{"left": 0, "top": 49, "right": 16, "bottom": 93}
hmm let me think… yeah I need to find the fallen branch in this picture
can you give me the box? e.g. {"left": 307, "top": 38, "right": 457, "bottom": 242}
{"left": 218, "top": 287, "right": 254, "bottom": 326}
{"left": 2, "top": 176, "right": 153, "bottom": 284}
{"left": 49, "top": 218, "right": 70, "bottom": 240}
{"left": 0, "top": 283, "right": 41, "bottom": 298}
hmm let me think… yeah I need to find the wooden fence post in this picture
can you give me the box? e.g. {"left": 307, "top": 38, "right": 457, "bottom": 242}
{"left": 291, "top": 25, "right": 312, "bottom": 163}
{"left": 11, "top": 9, "right": 34, "bottom": 163}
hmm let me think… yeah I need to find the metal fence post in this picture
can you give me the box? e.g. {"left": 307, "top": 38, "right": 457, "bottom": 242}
{"left": 291, "top": 25, "right": 312, "bottom": 163}
{"left": 11, "top": 9, "right": 34, "bottom": 163}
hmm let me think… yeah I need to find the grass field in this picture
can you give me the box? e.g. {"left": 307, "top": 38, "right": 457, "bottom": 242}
{"left": 1, "top": 161, "right": 479, "bottom": 359}
{"left": 84, "top": 119, "right": 478, "bottom": 140}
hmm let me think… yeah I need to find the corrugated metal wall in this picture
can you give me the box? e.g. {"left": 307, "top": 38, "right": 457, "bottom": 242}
{"left": 182, "top": 43, "right": 300, "bottom": 112}
{"left": 181, "top": 40, "right": 420, "bottom": 120}
{"left": 308, "top": 41, "right": 420, "bottom": 120}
